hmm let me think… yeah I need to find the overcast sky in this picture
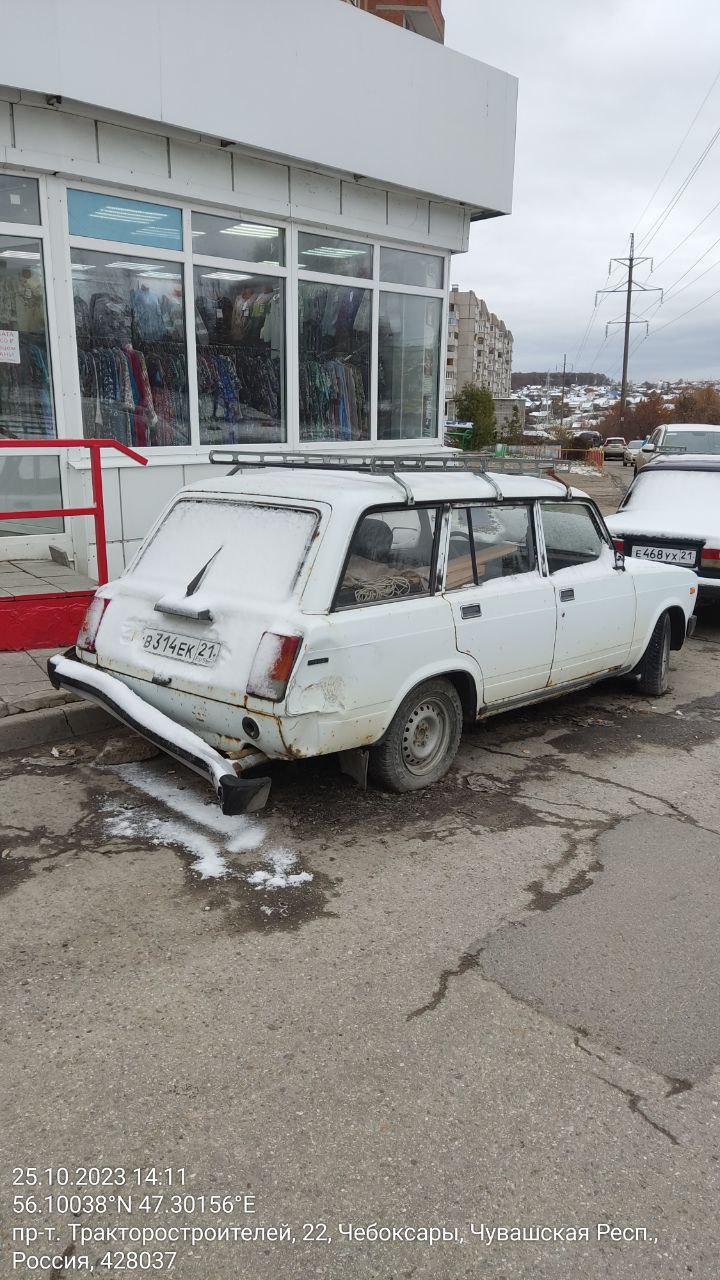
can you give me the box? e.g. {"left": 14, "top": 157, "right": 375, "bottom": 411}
{"left": 443, "top": 0, "right": 720, "bottom": 383}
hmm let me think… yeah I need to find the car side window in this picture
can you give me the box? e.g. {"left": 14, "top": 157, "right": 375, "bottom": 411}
{"left": 541, "top": 502, "right": 605, "bottom": 574}
{"left": 445, "top": 503, "right": 536, "bottom": 590}
{"left": 335, "top": 506, "right": 437, "bottom": 608}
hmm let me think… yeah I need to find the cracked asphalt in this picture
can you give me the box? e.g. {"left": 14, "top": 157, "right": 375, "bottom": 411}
{"left": 2, "top": 599, "right": 720, "bottom": 1277}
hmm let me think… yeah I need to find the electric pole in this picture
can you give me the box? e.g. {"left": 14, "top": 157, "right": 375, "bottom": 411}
{"left": 596, "top": 234, "right": 662, "bottom": 424}
{"left": 559, "top": 354, "right": 567, "bottom": 425}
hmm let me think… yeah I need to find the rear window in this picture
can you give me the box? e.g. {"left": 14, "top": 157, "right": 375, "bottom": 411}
{"left": 131, "top": 499, "right": 318, "bottom": 602}
{"left": 336, "top": 506, "right": 438, "bottom": 608}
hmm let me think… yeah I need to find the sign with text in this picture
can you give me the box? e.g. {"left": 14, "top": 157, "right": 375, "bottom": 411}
{"left": 0, "top": 329, "right": 20, "bottom": 364}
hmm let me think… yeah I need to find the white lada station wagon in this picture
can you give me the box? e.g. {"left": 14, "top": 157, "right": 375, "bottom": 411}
{"left": 49, "top": 454, "right": 698, "bottom": 813}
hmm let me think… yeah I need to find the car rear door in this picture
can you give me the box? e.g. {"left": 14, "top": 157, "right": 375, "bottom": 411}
{"left": 538, "top": 500, "right": 636, "bottom": 683}
{"left": 444, "top": 501, "right": 557, "bottom": 706}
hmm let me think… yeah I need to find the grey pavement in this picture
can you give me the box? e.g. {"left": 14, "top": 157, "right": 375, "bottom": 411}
{"left": 1, "top": 594, "right": 719, "bottom": 1277}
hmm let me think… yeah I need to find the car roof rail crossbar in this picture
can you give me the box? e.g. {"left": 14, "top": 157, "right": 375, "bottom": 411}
{"left": 208, "top": 450, "right": 504, "bottom": 504}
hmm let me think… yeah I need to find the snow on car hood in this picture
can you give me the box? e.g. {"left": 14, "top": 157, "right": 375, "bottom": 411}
{"left": 605, "top": 507, "right": 720, "bottom": 542}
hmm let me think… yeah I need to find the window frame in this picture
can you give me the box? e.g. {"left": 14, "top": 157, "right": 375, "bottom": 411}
{"left": 331, "top": 501, "right": 443, "bottom": 612}
{"left": 537, "top": 498, "right": 614, "bottom": 575}
{"left": 441, "top": 499, "right": 540, "bottom": 592}
{"left": 53, "top": 177, "right": 451, "bottom": 453}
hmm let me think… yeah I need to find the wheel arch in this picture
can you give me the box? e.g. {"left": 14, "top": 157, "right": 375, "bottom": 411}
{"left": 667, "top": 604, "right": 687, "bottom": 651}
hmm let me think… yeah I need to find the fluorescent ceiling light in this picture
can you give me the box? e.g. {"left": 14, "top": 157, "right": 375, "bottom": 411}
{"left": 0, "top": 249, "right": 40, "bottom": 260}
{"left": 200, "top": 271, "right": 254, "bottom": 281}
{"left": 89, "top": 206, "right": 168, "bottom": 222}
{"left": 139, "top": 270, "right": 179, "bottom": 279}
{"left": 302, "top": 247, "right": 367, "bottom": 258}
{"left": 220, "top": 224, "right": 279, "bottom": 238}
{"left": 106, "top": 262, "right": 157, "bottom": 270}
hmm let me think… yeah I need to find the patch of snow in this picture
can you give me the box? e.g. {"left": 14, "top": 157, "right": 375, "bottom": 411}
{"left": 114, "top": 762, "right": 264, "bottom": 853}
{"left": 246, "top": 848, "right": 313, "bottom": 891}
{"left": 102, "top": 759, "right": 311, "bottom": 890}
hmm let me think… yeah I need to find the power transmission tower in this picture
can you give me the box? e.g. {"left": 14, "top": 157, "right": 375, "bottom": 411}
{"left": 596, "top": 234, "right": 662, "bottom": 420}
{"left": 559, "top": 354, "right": 567, "bottom": 424}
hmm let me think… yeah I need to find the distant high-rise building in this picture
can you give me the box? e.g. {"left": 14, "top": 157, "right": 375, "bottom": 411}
{"left": 445, "top": 287, "right": 513, "bottom": 417}
{"left": 341, "top": 0, "right": 444, "bottom": 42}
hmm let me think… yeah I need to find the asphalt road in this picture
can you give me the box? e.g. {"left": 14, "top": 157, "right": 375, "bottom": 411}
{"left": 2, "top": 480, "right": 719, "bottom": 1279}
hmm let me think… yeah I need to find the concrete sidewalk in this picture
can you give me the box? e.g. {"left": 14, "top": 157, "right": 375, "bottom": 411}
{"left": 0, "top": 648, "right": 112, "bottom": 751}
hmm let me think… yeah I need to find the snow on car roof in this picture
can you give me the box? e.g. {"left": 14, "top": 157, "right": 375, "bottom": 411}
{"left": 661, "top": 423, "right": 720, "bottom": 432}
{"left": 185, "top": 466, "right": 576, "bottom": 509}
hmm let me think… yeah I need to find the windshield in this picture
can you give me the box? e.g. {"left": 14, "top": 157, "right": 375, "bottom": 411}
{"left": 131, "top": 498, "right": 319, "bottom": 601}
{"left": 661, "top": 429, "right": 720, "bottom": 454}
{"left": 626, "top": 469, "right": 720, "bottom": 515}
{"left": 628, "top": 440, "right": 644, "bottom": 449}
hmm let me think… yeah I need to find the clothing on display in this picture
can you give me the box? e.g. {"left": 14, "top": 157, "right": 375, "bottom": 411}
{"left": 72, "top": 253, "right": 190, "bottom": 447}
{"left": 298, "top": 280, "right": 370, "bottom": 440}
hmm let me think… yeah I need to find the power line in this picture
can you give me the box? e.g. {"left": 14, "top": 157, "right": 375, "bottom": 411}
{"left": 647, "top": 283, "right": 720, "bottom": 338}
{"left": 651, "top": 195, "right": 720, "bottom": 272}
{"left": 635, "top": 123, "right": 720, "bottom": 254}
{"left": 634, "top": 67, "right": 720, "bottom": 235}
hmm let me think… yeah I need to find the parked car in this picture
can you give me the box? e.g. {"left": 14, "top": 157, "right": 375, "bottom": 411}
{"left": 606, "top": 456, "right": 720, "bottom": 600}
{"left": 634, "top": 422, "right": 720, "bottom": 473}
{"left": 603, "top": 435, "right": 627, "bottom": 461}
{"left": 49, "top": 455, "right": 698, "bottom": 813}
{"left": 623, "top": 438, "right": 645, "bottom": 468}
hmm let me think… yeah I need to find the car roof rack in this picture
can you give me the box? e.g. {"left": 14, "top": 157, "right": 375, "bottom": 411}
{"left": 208, "top": 449, "right": 504, "bottom": 504}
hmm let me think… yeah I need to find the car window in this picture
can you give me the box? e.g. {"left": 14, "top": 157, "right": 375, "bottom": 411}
{"left": 662, "top": 430, "right": 720, "bottom": 455}
{"left": 651, "top": 428, "right": 663, "bottom": 445}
{"left": 541, "top": 502, "right": 605, "bottom": 574}
{"left": 335, "top": 507, "right": 438, "bottom": 608}
{"left": 629, "top": 439, "right": 643, "bottom": 449}
{"left": 445, "top": 503, "right": 536, "bottom": 590}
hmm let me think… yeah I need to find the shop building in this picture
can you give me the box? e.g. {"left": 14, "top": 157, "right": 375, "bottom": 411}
{"left": 0, "top": 0, "right": 517, "bottom": 578}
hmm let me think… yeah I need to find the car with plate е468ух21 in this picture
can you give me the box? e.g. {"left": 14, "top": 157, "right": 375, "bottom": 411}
{"left": 606, "top": 455, "right": 720, "bottom": 601}
{"left": 48, "top": 452, "right": 699, "bottom": 815}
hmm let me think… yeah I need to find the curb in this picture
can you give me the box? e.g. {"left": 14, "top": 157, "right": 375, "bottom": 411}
{"left": 0, "top": 701, "right": 115, "bottom": 752}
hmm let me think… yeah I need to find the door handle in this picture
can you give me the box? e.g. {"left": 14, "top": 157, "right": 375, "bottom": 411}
{"left": 559, "top": 588, "right": 575, "bottom": 602}
{"left": 461, "top": 603, "right": 482, "bottom": 619}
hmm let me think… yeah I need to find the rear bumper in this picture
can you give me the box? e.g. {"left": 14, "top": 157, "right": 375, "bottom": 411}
{"left": 47, "top": 649, "right": 271, "bottom": 815}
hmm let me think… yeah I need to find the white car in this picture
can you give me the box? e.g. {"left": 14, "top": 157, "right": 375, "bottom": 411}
{"left": 603, "top": 435, "right": 627, "bottom": 461}
{"left": 634, "top": 422, "right": 720, "bottom": 473}
{"left": 623, "top": 438, "right": 645, "bottom": 468}
{"left": 606, "top": 456, "right": 720, "bottom": 600}
{"left": 49, "top": 454, "right": 698, "bottom": 813}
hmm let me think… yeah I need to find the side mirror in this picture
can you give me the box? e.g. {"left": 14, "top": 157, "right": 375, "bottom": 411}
{"left": 641, "top": 442, "right": 656, "bottom": 453}
{"left": 614, "top": 550, "right": 626, "bottom": 571}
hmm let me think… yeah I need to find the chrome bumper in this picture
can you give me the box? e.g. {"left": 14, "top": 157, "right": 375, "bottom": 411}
{"left": 47, "top": 650, "right": 271, "bottom": 815}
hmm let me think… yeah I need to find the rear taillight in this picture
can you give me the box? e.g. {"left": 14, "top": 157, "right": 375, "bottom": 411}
{"left": 76, "top": 595, "right": 110, "bottom": 654}
{"left": 247, "top": 633, "right": 302, "bottom": 702}
{"left": 700, "top": 545, "right": 720, "bottom": 570}
{"left": 612, "top": 537, "right": 625, "bottom": 554}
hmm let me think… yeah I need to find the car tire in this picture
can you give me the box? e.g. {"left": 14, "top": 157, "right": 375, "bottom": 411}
{"left": 633, "top": 611, "right": 672, "bottom": 696}
{"left": 369, "top": 677, "right": 463, "bottom": 793}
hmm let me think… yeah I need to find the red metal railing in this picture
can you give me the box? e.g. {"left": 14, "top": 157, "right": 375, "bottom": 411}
{"left": 0, "top": 439, "right": 147, "bottom": 585}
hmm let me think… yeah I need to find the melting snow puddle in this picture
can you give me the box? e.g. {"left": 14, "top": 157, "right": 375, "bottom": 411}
{"left": 102, "top": 761, "right": 313, "bottom": 890}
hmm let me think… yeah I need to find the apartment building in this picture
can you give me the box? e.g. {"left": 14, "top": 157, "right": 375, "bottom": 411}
{"left": 445, "top": 287, "right": 513, "bottom": 416}
{"left": 342, "top": 0, "right": 444, "bottom": 41}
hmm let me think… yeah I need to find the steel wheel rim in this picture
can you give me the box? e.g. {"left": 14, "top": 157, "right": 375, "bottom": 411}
{"left": 401, "top": 699, "right": 450, "bottom": 775}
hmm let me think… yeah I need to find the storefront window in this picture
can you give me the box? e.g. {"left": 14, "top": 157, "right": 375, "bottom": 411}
{"left": 298, "top": 232, "right": 372, "bottom": 280}
{"left": 0, "top": 174, "right": 41, "bottom": 225}
{"left": 378, "top": 294, "right": 442, "bottom": 440}
{"left": 71, "top": 248, "right": 189, "bottom": 447}
{"left": 0, "top": 453, "right": 62, "bottom": 536}
{"left": 68, "top": 190, "right": 183, "bottom": 251}
{"left": 0, "top": 236, "right": 55, "bottom": 438}
{"left": 298, "top": 280, "right": 370, "bottom": 441}
{"left": 191, "top": 213, "right": 284, "bottom": 266}
{"left": 380, "top": 247, "right": 444, "bottom": 289}
{"left": 194, "top": 268, "right": 285, "bottom": 444}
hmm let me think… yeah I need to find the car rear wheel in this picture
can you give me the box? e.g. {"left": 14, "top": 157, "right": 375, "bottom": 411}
{"left": 633, "top": 611, "right": 671, "bottom": 696}
{"left": 369, "top": 678, "right": 463, "bottom": 793}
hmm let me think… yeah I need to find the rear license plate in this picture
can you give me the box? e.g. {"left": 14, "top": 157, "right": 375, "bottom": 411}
{"left": 141, "top": 629, "right": 220, "bottom": 666}
{"left": 631, "top": 545, "right": 697, "bottom": 565}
